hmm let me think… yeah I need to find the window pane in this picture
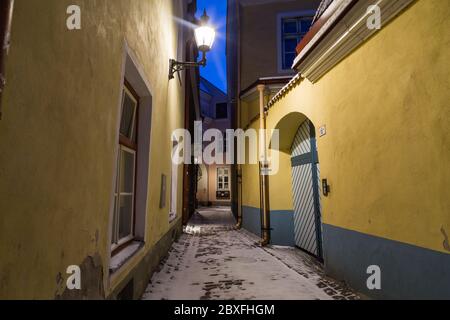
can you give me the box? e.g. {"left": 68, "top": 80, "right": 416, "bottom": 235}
{"left": 224, "top": 183, "right": 229, "bottom": 190}
{"left": 300, "top": 19, "right": 312, "bottom": 33}
{"left": 216, "top": 103, "right": 228, "bottom": 119}
{"left": 111, "top": 196, "right": 118, "bottom": 244}
{"left": 284, "top": 38, "right": 298, "bottom": 53}
{"left": 120, "top": 91, "right": 137, "bottom": 139}
{"left": 283, "top": 53, "right": 296, "bottom": 69}
{"left": 119, "top": 195, "right": 133, "bottom": 240}
{"left": 120, "top": 149, "right": 135, "bottom": 193}
{"left": 283, "top": 20, "right": 297, "bottom": 34}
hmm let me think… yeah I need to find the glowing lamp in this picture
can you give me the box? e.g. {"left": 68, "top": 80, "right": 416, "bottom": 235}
{"left": 169, "top": 10, "right": 216, "bottom": 80}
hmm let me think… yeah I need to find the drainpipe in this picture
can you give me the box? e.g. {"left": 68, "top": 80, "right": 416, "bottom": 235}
{"left": 234, "top": 101, "right": 243, "bottom": 229}
{"left": 257, "top": 84, "right": 270, "bottom": 246}
{"left": 234, "top": 149, "right": 243, "bottom": 229}
{"left": 234, "top": 165, "right": 242, "bottom": 229}
{"left": 234, "top": 1, "right": 243, "bottom": 230}
{"left": 235, "top": 94, "right": 242, "bottom": 229}
{"left": 0, "top": 0, "right": 14, "bottom": 120}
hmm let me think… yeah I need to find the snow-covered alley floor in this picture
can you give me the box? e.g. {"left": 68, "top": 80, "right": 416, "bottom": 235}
{"left": 142, "top": 207, "right": 361, "bottom": 300}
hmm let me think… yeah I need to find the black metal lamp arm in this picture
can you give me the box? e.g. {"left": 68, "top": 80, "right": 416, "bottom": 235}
{"left": 169, "top": 51, "right": 207, "bottom": 80}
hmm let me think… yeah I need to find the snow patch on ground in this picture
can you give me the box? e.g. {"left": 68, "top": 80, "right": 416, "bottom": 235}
{"left": 142, "top": 208, "right": 360, "bottom": 300}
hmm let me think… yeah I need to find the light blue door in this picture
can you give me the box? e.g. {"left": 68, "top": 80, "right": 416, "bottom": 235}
{"left": 290, "top": 120, "right": 323, "bottom": 259}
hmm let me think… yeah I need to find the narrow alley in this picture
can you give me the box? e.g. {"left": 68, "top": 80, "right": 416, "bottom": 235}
{"left": 1, "top": 0, "right": 449, "bottom": 303}
{"left": 142, "top": 208, "right": 360, "bottom": 300}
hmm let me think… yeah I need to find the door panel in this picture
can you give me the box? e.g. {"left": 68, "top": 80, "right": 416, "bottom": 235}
{"left": 290, "top": 120, "right": 323, "bottom": 259}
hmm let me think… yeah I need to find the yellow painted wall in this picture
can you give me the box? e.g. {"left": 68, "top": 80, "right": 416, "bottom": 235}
{"left": 241, "top": 0, "right": 450, "bottom": 254}
{"left": 0, "top": 0, "right": 186, "bottom": 299}
{"left": 240, "top": 96, "right": 294, "bottom": 211}
{"left": 240, "top": 125, "right": 260, "bottom": 209}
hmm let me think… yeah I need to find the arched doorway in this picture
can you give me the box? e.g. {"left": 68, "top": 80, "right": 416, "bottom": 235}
{"left": 290, "top": 119, "right": 323, "bottom": 260}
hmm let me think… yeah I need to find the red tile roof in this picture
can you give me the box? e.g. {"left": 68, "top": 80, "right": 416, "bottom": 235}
{"left": 295, "top": 0, "right": 358, "bottom": 56}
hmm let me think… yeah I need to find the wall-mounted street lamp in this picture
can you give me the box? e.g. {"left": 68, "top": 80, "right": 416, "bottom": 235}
{"left": 169, "top": 9, "right": 216, "bottom": 80}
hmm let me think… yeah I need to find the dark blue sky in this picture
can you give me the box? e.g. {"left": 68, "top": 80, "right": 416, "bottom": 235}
{"left": 196, "top": 0, "right": 227, "bottom": 93}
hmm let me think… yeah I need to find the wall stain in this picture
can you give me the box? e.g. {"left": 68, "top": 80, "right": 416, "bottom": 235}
{"left": 55, "top": 253, "right": 105, "bottom": 300}
{"left": 56, "top": 272, "right": 63, "bottom": 286}
{"left": 441, "top": 227, "right": 450, "bottom": 252}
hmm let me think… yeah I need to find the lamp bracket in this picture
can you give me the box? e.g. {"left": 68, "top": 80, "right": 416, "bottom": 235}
{"left": 169, "top": 52, "right": 206, "bottom": 80}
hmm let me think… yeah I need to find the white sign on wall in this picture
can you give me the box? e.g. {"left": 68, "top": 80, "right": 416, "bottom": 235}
{"left": 319, "top": 125, "right": 327, "bottom": 137}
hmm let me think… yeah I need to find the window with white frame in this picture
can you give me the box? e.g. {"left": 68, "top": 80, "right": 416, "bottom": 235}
{"left": 111, "top": 84, "right": 138, "bottom": 250}
{"left": 280, "top": 16, "right": 313, "bottom": 70}
{"left": 217, "top": 167, "right": 230, "bottom": 191}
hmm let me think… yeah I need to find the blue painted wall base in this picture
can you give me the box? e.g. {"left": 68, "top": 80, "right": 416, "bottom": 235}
{"left": 242, "top": 206, "right": 295, "bottom": 247}
{"left": 242, "top": 207, "right": 450, "bottom": 299}
{"left": 322, "top": 224, "right": 450, "bottom": 300}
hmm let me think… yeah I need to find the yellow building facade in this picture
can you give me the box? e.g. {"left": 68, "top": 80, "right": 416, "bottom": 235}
{"left": 0, "top": 0, "right": 195, "bottom": 299}
{"left": 235, "top": 0, "right": 450, "bottom": 299}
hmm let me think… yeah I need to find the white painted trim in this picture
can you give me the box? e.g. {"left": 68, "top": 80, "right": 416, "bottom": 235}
{"left": 217, "top": 166, "right": 231, "bottom": 191}
{"left": 267, "top": 73, "right": 303, "bottom": 109}
{"left": 241, "top": 83, "right": 287, "bottom": 102}
{"left": 126, "top": 87, "right": 138, "bottom": 137}
{"left": 292, "top": 0, "right": 353, "bottom": 69}
{"left": 276, "top": 10, "right": 316, "bottom": 74}
{"left": 293, "top": 0, "right": 416, "bottom": 83}
{"left": 111, "top": 145, "right": 137, "bottom": 246}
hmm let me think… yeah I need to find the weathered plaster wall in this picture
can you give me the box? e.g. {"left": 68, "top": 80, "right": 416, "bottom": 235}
{"left": 240, "top": 0, "right": 450, "bottom": 297}
{"left": 0, "top": 0, "right": 186, "bottom": 299}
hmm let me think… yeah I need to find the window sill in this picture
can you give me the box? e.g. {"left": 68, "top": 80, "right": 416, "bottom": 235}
{"left": 169, "top": 212, "right": 177, "bottom": 223}
{"left": 109, "top": 241, "right": 144, "bottom": 275}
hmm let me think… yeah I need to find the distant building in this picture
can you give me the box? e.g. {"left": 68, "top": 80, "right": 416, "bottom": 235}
{"left": 197, "top": 77, "right": 232, "bottom": 207}
{"left": 227, "top": 0, "right": 322, "bottom": 243}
